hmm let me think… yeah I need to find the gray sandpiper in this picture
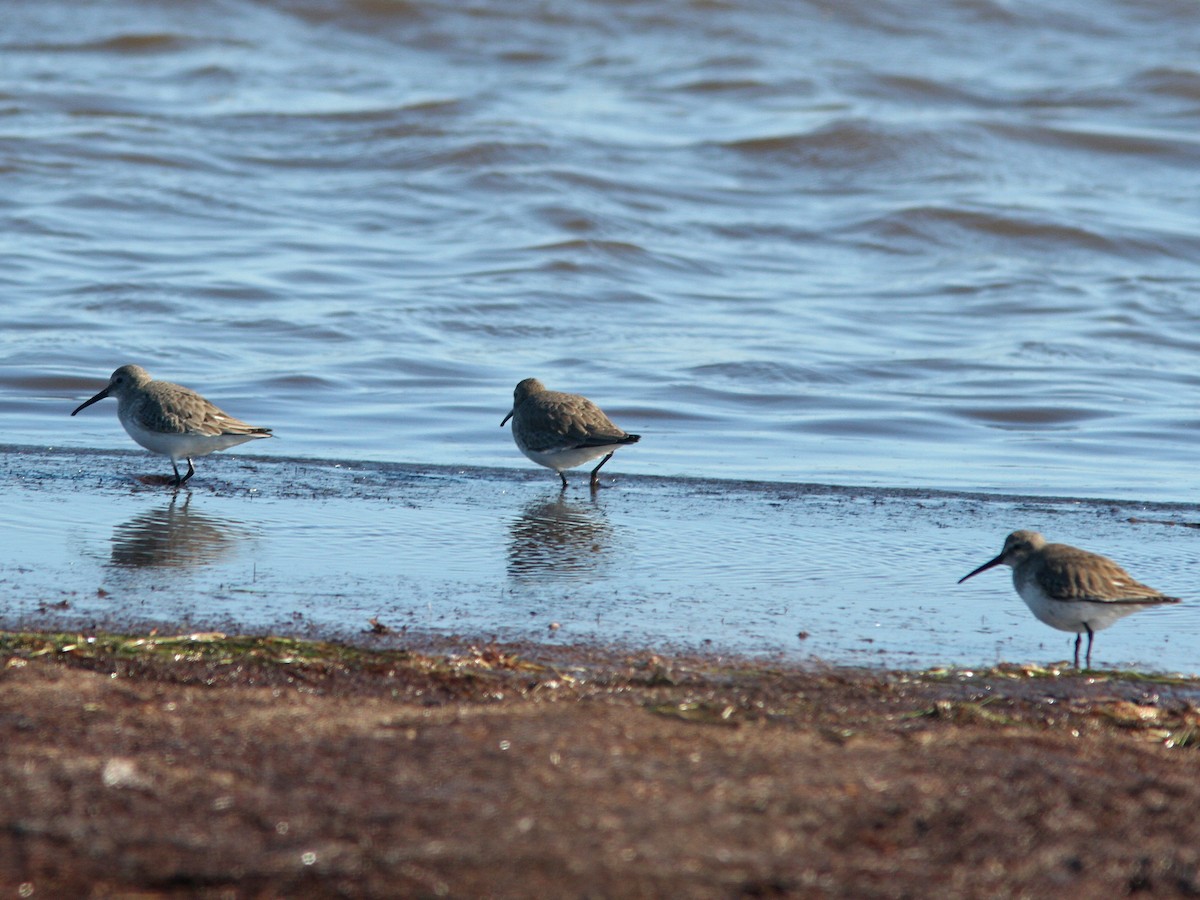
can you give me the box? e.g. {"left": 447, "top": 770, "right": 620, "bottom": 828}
{"left": 958, "top": 529, "right": 1182, "bottom": 669}
{"left": 72, "top": 364, "right": 272, "bottom": 486}
{"left": 501, "top": 377, "right": 640, "bottom": 489}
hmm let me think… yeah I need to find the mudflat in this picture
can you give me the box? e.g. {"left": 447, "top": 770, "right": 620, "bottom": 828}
{"left": 1, "top": 631, "right": 1198, "bottom": 897}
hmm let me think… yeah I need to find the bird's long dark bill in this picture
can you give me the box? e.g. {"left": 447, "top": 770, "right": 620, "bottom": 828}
{"left": 71, "top": 386, "right": 111, "bottom": 416}
{"left": 500, "top": 410, "right": 514, "bottom": 427}
{"left": 957, "top": 554, "right": 1004, "bottom": 584}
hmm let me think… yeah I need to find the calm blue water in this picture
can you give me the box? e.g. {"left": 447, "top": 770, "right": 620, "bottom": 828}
{"left": 1, "top": 451, "right": 1197, "bottom": 672}
{"left": 1, "top": 0, "right": 1199, "bottom": 499}
{"left": 1, "top": 0, "right": 1200, "bottom": 669}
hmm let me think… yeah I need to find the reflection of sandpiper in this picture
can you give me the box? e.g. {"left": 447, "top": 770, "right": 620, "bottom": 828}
{"left": 109, "top": 495, "right": 245, "bottom": 568}
{"left": 507, "top": 494, "right": 613, "bottom": 579}
{"left": 72, "top": 364, "right": 272, "bottom": 486}
{"left": 501, "top": 378, "right": 640, "bottom": 490}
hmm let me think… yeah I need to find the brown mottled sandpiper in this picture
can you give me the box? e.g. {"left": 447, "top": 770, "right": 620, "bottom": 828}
{"left": 71, "top": 364, "right": 272, "bottom": 486}
{"left": 501, "top": 378, "right": 640, "bottom": 489}
{"left": 958, "top": 530, "right": 1182, "bottom": 669}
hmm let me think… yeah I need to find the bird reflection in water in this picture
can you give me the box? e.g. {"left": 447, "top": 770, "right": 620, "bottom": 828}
{"left": 507, "top": 494, "right": 613, "bottom": 579}
{"left": 109, "top": 494, "right": 246, "bottom": 568}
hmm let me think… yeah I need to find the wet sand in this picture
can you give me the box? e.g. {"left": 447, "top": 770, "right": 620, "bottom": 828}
{"left": 4, "top": 444, "right": 1198, "bottom": 672}
{"left": 2, "top": 630, "right": 1198, "bottom": 897}
{"left": 3, "top": 447, "right": 1198, "bottom": 894}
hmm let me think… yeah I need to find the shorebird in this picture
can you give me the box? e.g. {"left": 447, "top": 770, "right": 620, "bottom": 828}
{"left": 958, "top": 530, "right": 1182, "bottom": 669}
{"left": 71, "top": 364, "right": 272, "bottom": 486}
{"left": 501, "top": 378, "right": 640, "bottom": 489}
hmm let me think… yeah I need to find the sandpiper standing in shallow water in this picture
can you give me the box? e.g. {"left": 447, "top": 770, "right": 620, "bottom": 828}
{"left": 958, "top": 530, "right": 1182, "bottom": 669}
{"left": 501, "top": 378, "right": 640, "bottom": 489}
{"left": 71, "top": 364, "right": 273, "bottom": 486}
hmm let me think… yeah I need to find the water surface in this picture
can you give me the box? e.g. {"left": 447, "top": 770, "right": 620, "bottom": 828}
{"left": 2, "top": 1, "right": 1200, "bottom": 669}
{"left": 1, "top": 0, "right": 1200, "bottom": 499}
{"left": 2, "top": 449, "right": 1196, "bottom": 673}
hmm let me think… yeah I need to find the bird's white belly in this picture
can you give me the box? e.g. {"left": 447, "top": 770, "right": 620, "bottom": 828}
{"left": 1014, "top": 578, "right": 1139, "bottom": 634}
{"left": 120, "top": 415, "right": 259, "bottom": 460}
{"left": 519, "top": 444, "right": 618, "bottom": 472}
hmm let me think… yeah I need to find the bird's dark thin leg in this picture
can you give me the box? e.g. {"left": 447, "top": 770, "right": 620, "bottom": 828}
{"left": 171, "top": 459, "right": 183, "bottom": 487}
{"left": 179, "top": 458, "right": 196, "bottom": 486}
{"left": 1073, "top": 633, "right": 1082, "bottom": 670}
{"left": 589, "top": 452, "right": 615, "bottom": 488}
{"left": 558, "top": 471, "right": 568, "bottom": 491}
{"left": 1084, "top": 625, "right": 1094, "bottom": 670}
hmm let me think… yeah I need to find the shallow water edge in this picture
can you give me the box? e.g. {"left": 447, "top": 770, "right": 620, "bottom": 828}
{"left": 2, "top": 444, "right": 1197, "bottom": 674}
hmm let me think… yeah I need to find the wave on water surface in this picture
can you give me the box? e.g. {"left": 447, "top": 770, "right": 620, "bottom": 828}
{"left": 1, "top": 0, "right": 1199, "bottom": 507}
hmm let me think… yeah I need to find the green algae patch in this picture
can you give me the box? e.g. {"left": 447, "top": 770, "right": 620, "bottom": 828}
{"left": 0, "top": 630, "right": 553, "bottom": 702}
{"left": 2, "top": 629, "right": 1197, "bottom": 749}
{"left": 2, "top": 630, "right": 414, "bottom": 669}
{"left": 647, "top": 699, "right": 739, "bottom": 726}
{"left": 901, "top": 699, "right": 1025, "bottom": 727}
{"left": 910, "top": 662, "right": 1196, "bottom": 684}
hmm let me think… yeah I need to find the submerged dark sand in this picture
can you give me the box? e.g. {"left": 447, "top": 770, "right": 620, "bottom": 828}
{"left": 1, "top": 630, "right": 1198, "bottom": 897}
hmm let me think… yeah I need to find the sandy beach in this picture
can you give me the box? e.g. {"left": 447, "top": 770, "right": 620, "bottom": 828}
{"left": 2, "top": 629, "right": 1198, "bottom": 897}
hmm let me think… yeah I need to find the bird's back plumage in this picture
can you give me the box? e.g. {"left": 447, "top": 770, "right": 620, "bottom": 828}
{"left": 1027, "top": 543, "right": 1181, "bottom": 606}
{"left": 516, "top": 389, "right": 639, "bottom": 452}
{"left": 129, "top": 380, "right": 272, "bottom": 439}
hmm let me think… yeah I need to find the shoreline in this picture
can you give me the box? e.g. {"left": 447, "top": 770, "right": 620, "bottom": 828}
{"left": 2, "top": 628, "right": 1198, "bottom": 896}
{"left": 10, "top": 441, "right": 1200, "bottom": 509}
{"left": 4, "top": 443, "right": 1198, "bottom": 673}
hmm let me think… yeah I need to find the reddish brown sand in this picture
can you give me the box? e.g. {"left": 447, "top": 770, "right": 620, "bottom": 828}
{"left": 1, "top": 631, "right": 1198, "bottom": 897}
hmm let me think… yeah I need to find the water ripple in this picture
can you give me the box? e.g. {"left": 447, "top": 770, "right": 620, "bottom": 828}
{"left": 2, "top": 0, "right": 1200, "bottom": 503}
